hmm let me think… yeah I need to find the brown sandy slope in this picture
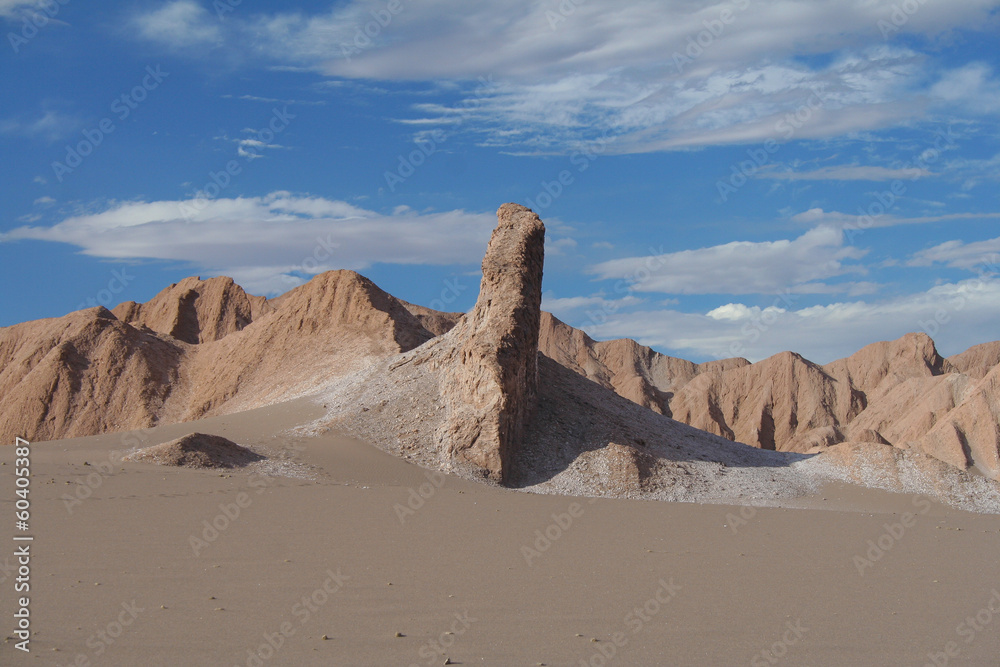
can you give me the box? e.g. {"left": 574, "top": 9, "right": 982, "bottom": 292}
{"left": 0, "top": 306, "right": 183, "bottom": 443}
{"left": 0, "top": 270, "right": 437, "bottom": 445}
{"left": 538, "top": 313, "right": 1000, "bottom": 480}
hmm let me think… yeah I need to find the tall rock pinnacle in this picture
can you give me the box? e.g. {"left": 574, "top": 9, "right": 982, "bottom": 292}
{"left": 437, "top": 203, "right": 546, "bottom": 481}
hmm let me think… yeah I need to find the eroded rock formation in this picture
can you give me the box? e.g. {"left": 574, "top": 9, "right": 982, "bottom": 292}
{"left": 435, "top": 203, "right": 545, "bottom": 480}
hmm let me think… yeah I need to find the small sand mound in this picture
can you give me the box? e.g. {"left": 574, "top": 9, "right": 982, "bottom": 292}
{"left": 124, "top": 433, "right": 264, "bottom": 469}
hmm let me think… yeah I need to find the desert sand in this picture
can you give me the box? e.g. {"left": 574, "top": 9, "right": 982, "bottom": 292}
{"left": 2, "top": 399, "right": 1000, "bottom": 666}
{"left": 2, "top": 204, "right": 999, "bottom": 665}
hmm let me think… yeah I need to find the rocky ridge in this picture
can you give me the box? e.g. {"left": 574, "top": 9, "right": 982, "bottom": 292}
{"left": 0, "top": 270, "right": 436, "bottom": 444}
{"left": 539, "top": 316, "right": 1000, "bottom": 481}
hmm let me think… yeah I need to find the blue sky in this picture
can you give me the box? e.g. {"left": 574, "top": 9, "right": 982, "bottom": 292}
{"left": 1, "top": 0, "right": 998, "bottom": 363}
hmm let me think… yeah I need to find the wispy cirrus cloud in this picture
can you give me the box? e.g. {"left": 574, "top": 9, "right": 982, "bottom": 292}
{"left": 0, "top": 110, "right": 79, "bottom": 142}
{"left": 756, "top": 164, "right": 933, "bottom": 181}
{"left": 908, "top": 237, "right": 1000, "bottom": 270}
{"left": 0, "top": 0, "right": 55, "bottom": 19}
{"left": 125, "top": 0, "right": 1000, "bottom": 153}
{"left": 791, "top": 208, "right": 1000, "bottom": 229}
{"left": 222, "top": 94, "right": 326, "bottom": 106}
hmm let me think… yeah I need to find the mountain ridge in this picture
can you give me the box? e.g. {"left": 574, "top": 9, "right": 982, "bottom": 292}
{"left": 2, "top": 209, "right": 998, "bottom": 490}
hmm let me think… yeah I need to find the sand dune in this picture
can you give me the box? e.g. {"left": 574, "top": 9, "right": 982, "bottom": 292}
{"left": 2, "top": 398, "right": 999, "bottom": 666}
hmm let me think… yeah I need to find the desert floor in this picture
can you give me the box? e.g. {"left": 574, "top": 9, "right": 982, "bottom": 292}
{"left": 2, "top": 398, "right": 999, "bottom": 666}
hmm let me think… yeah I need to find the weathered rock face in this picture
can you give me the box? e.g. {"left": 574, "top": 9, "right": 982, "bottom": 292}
{"left": 0, "top": 307, "right": 183, "bottom": 444}
{"left": 538, "top": 316, "right": 1000, "bottom": 480}
{"left": 399, "top": 300, "right": 462, "bottom": 337}
{"left": 538, "top": 311, "right": 750, "bottom": 417}
{"left": 947, "top": 341, "right": 1000, "bottom": 380}
{"left": 914, "top": 365, "right": 1000, "bottom": 478}
{"left": 307, "top": 204, "right": 547, "bottom": 483}
{"left": 436, "top": 203, "right": 545, "bottom": 481}
{"left": 113, "top": 276, "right": 272, "bottom": 344}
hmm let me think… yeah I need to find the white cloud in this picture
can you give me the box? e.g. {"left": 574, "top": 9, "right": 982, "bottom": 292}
{"left": 908, "top": 237, "right": 1000, "bottom": 271}
{"left": 132, "top": 0, "right": 220, "bottom": 49}
{"left": 790, "top": 208, "right": 1000, "bottom": 230}
{"left": 706, "top": 303, "right": 785, "bottom": 322}
{"left": 264, "top": 1, "right": 997, "bottom": 81}
{"left": 756, "top": 165, "right": 932, "bottom": 181}
{"left": 0, "top": 0, "right": 55, "bottom": 19}
{"left": 542, "top": 292, "right": 644, "bottom": 319}
{"left": 588, "top": 226, "right": 866, "bottom": 295}
{"left": 583, "top": 276, "right": 1000, "bottom": 363}
{"left": 931, "top": 63, "right": 1000, "bottom": 114}
{"left": 545, "top": 236, "right": 578, "bottom": 255}
{"left": 1, "top": 192, "right": 495, "bottom": 295}
{"left": 214, "top": 133, "right": 288, "bottom": 160}
{"left": 0, "top": 110, "right": 79, "bottom": 142}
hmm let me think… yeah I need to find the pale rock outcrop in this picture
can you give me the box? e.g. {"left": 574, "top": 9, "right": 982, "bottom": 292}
{"left": 538, "top": 312, "right": 748, "bottom": 416}
{"left": 914, "top": 365, "right": 1000, "bottom": 478}
{"left": 305, "top": 204, "right": 546, "bottom": 482}
{"left": 822, "top": 332, "right": 954, "bottom": 405}
{"left": 123, "top": 432, "right": 264, "bottom": 468}
{"left": 671, "top": 351, "right": 859, "bottom": 451}
{"left": 399, "top": 300, "right": 462, "bottom": 337}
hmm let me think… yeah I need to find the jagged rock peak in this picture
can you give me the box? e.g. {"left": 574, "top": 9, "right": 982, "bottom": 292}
{"left": 112, "top": 275, "right": 271, "bottom": 344}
